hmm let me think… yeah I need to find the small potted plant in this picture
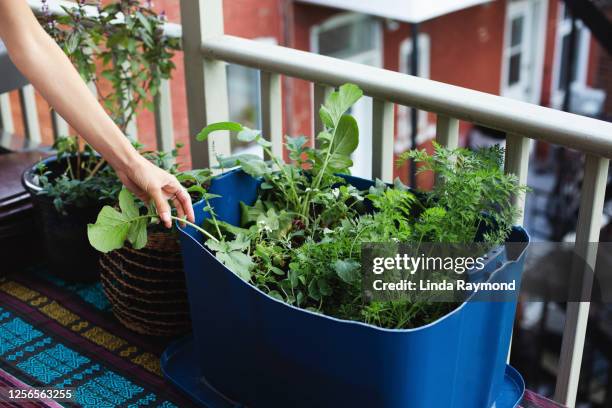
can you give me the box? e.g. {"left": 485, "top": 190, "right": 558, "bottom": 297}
{"left": 168, "top": 84, "right": 530, "bottom": 407}
{"left": 22, "top": 137, "right": 121, "bottom": 280}
{"left": 21, "top": 140, "right": 181, "bottom": 281}
{"left": 93, "top": 158, "right": 212, "bottom": 337}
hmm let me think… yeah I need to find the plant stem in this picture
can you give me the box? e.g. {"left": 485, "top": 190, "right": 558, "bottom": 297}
{"left": 76, "top": 149, "right": 81, "bottom": 180}
{"left": 203, "top": 195, "right": 223, "bottom": 240}
{"left": 300, "top": 123, "right": 339, "bottom": 218}
{"left": 65, "top": 154, "right": 75, "bottom": 180}
{"left": 128, "top": 213, "right": 220, "bottom": 244}
{"left": 263, "top": 145, "right": 301, "bottom": 210}
{"left": 85, "top": 158, "right": 106, "bottom": 181}
{"left": 169, "top": 215, "right": 220, "bottom": 243}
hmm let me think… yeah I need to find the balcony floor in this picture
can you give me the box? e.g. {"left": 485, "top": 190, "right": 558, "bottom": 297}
{"left": 0, "top": 266, "right": 195, "bottom": 407}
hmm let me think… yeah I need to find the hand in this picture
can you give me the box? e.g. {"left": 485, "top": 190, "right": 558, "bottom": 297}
{"left": 115, "top": 156, "right": 195, "bottom": 228}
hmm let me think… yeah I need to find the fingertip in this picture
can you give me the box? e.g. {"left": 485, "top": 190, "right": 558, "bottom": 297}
{"left": 159, "top": 211, "right": 171, "bottom": 228}
{"left": 178, "top": 189, "right": 195, "bottom": 223}
{"left": 187, "top": 204, "right": 195, "bottom": 223}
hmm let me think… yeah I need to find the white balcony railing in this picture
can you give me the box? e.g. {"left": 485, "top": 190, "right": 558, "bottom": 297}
{"left": 7, "top": 1, "right": 612, "bottom": 407}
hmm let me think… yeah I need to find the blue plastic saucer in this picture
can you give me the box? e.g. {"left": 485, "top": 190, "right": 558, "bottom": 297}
{"left": 161, "top": 335, "right": 525, "bottom": 408}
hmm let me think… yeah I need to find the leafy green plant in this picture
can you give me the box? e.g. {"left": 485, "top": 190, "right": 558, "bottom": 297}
{"left": 37, "top": 137, "right": 201, "bottom": 218}
{"left": 35, "top": 136, "right": 121, "bottom": 214}
{"left": 192, "top": 83, "right": 526, "bottom": 329}
{"left": 87, "top": 186, "right": 218, "bottom": 253}
{"left": 397, "top": 143, "right": 527, "bottom": 246}
{"left": 196, "top": 84, "right": 363, "bottom": 225}
{"left": 39, "top": 0, "right": 179, "bottom": 131}
{"left": 87, "top": 166, "right": 215, "bottom": 253}
{"left": 35, "top": 1, "right": 181, "bottom": 215}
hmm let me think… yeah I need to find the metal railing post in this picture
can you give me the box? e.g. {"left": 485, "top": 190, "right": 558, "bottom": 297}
{"left": 52, "top": 110, "right": 69, "bottom": 141}
{"left": 180, "top": 0, "right": 230, "bottom": 168}
{"left": 554, "top": 155, "right": 609, "bottom": 407}
{"left": 19, "top": 85, "right": 41, "bottom": 145}
{"left": 435, "top": 115, "right": 459, "bottom": 185}
{"left": 313, "top": 84, "right": 332, "bottom": 141}
{"left": 0, "top": 93, "right": 14, "bottom": 134}
{"left": 154, "top": 78, "right": 174, "bottom": 153}
{"left": 435, "top": 115, "right": 459, "bottom": 150}
{"left": 503, "top": 133, "right": 531, "bottom": 363}
{"left": 260, "top": 71, "right": 283, "bottom": 158}
{"left": 504, "top": 133, "right": 530, "bottom": 225}
{"left": 371, "top": 99, "right": 395, "bottom": 183}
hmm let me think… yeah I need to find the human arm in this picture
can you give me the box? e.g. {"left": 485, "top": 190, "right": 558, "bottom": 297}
{"left": 0, "top": 1, "right": 193, "bottom": 227}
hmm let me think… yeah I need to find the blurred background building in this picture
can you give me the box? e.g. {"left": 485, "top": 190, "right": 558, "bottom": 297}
{"left": 10, "top": 0, "right": 611, "bottom": 170}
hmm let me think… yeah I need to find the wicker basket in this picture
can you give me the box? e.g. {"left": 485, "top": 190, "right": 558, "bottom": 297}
{"left": 99, "top": 230, "right": 191, "bottom": 336}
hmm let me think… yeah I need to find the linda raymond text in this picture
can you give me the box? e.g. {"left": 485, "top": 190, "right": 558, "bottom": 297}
{"left": 372, "top": 279, "right": 517, "bottom": 292}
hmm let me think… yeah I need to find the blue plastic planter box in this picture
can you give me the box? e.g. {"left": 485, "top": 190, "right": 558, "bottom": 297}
{"left": 166, "top": 169, "right": 530, "bottom": 408}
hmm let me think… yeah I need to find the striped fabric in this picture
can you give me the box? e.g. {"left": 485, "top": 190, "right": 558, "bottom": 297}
{"left": 0, "top": 269, "right": 194, "bottom": 408}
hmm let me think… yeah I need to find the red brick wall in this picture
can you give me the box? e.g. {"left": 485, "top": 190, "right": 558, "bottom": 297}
{"left": 425, "top": 2, "right": 507, "bottom": 141}
{"left": 427, "top": 4, "right": 506, "bottom": 96}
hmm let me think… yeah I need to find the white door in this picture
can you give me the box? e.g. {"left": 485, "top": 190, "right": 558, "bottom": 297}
{"left": 311, "top": 13, "right": 382, "bottom": 179}
{"left": 502, "top": 1, "right": 534, "bottom": 101}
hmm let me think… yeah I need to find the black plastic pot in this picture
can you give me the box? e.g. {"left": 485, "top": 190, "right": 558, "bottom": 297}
{"left": 1, "top": 150, "right": 47, "bottom": 272}
{"left": 22, "top": 155, "right": 105, "bottom": 282}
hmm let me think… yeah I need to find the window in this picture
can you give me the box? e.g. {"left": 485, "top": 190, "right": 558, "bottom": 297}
{"left": 313, "top": 14, "right": 380, "bottom": 61}
{"left": 226, "top": 38, "right": 276, "bottom": 156}
{"left": 227, "top": 64, "right": 260, "bottom": 130}
{"left": 501, "top": 0, "right": 547, "bottom": 103}
{"left": 397, "top": 34, "right": 432, "bottom": 151}
{"left": 551, "top": 3, "right": 590, "bottom": 108}
{"left": 507, "top": 15, "right": 524, "bottom": 86}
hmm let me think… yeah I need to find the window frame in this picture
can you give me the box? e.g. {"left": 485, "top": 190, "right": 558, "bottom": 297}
{"left": 550, "top": 2, "right": 591, "bottom": 109}
{"left": 310, "top": 12, "right": 382, "bottom": 65}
